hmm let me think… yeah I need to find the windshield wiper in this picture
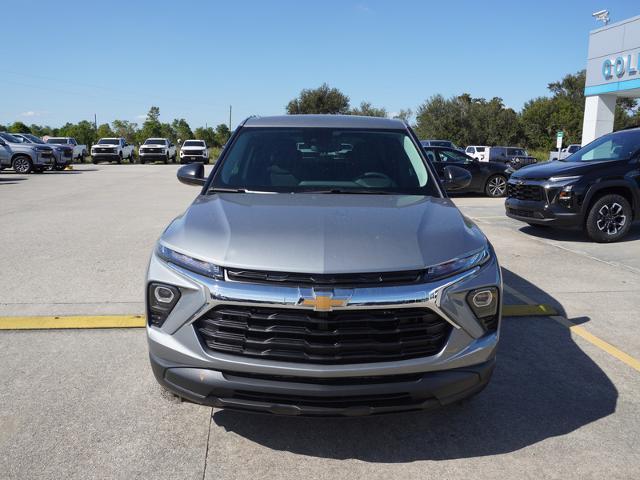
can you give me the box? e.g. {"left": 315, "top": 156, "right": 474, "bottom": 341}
{"left": 210, "top": 187, "right": 247, "bottom": 193}
{"left": 299, "top": 189, "right": 396, "bottom": 195}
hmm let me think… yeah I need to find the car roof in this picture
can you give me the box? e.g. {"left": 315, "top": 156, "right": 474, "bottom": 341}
{"left": 243, "top": 115, "right": 406, "bottom": 130}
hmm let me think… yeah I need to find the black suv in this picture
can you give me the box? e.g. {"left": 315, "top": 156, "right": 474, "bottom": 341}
{"left": 505, "top": 128, "right": 640, "bottom": 242}
{"left": 423, "top": 146, "right": 513, "bottom": 197}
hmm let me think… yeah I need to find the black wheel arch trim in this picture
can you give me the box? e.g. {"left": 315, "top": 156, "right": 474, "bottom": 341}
{"left": 582, "top": 180, "right": 640, "bottom": 220}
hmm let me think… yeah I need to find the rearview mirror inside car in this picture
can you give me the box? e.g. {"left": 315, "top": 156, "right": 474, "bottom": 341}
{"left": 442, "top": 165, "right": 472, "bottom": 191}
{"left": 177, "top": 163, "right": 205, "bottom": 186}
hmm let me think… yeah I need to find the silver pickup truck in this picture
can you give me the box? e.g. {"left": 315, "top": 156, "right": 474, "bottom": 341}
{"left": 0, "top": 132, "right": 55, "bottom": 173}
{"left": 548, "top": 144, "right": 581, "bottom": 161}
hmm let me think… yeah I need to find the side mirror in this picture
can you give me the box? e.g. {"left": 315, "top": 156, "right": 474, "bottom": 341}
{"left": 442, "top": 165, "right": 472, "bottom": 191}
{"left": 177, "top": 163, "right": 205, "bottom": 186}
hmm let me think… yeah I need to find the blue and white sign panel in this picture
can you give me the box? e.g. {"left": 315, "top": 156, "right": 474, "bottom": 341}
{"left": 585, "top": 15, "right": 640, "bottom": 96}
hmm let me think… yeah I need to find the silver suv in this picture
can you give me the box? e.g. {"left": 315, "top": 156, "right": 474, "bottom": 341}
{"left": 0, "top": 132, "right": 55, "bottom": 173}
{"left": 146, "top": 115, "right": 502, "bottom": 416}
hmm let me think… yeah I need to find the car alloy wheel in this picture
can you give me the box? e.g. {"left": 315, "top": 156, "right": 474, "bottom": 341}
{"left": 486, "top": 175, "right": 507, "bottom": 197}
{"left": 13, "top": 157, "right": 32, "bottom": 174}
{"left": 596, "top": 202, "right": 626, "bottom": 235}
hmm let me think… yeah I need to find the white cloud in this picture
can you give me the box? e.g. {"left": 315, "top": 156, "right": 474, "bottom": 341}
{"left": 136, "top": 114, "right": 147, "bottom": 119}
{"left": 355, "top": 2, "right": 372, "bottom": 13}
{"left": 20, "top": 110, "right": 47, "bottom": 117}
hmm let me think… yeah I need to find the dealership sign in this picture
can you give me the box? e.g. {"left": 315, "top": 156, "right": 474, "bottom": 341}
{"left": 602, "top": 53, "right": 640, "bottom": 80}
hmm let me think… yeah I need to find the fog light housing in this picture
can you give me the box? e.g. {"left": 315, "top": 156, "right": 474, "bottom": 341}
{"left": 147, "top": 282, "right": 181, "bottom": 327}
{"left": 467, "top": 287, "right": 499, "bottom": 331}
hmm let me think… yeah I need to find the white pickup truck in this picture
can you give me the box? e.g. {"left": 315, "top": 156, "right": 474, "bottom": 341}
{"left": 90, "top": 137, "right": 135, "bottom": 164}
{"left": 549, "top": 144, "right": 581, "bottom": 161}
{"left": 139, "top": 138, "right": 177, "bottom": 164}
{"left": 46, "top": 137, "right": 88, "bottom": 162}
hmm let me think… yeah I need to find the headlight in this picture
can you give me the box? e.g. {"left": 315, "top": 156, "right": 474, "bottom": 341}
{"left": 426, "top": 247, "right": 490, "bottom": 281}
{"left": 156, "top": 244, "right": 223, "bottom": 279}
{"left": 548, "top": 175, "right": 581, "bottom": 183}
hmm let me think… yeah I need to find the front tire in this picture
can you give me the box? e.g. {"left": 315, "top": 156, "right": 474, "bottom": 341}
{"left": 485, "top": 175, "right": 507, "bottom": 198}
{"left": 129, "top": 150, "right": 136, "bottom": 163}
{"left": 164, "top": 154, "right": 169, "bottom": 164}
{"left": 13, "top": 156, "right": 33, "bottom": 174}
{"left": 117, "top": 153, "right": 122, "bottom": 164}
{"left": 585, "top": 194, "right": 632, "bottom": 243}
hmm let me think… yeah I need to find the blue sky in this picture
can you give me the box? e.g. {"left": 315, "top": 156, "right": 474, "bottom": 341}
{"left": 2, "top": 0, "right": 638, "bottom": 129}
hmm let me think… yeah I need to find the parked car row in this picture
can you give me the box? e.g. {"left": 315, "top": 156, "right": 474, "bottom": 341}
{"left": 0, "top": 133, "right": 214, "bottom": 172}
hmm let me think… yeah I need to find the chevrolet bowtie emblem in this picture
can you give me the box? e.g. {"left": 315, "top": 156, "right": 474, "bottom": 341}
{"left": 301, "top": 292, "right": 349, "bottom": 312}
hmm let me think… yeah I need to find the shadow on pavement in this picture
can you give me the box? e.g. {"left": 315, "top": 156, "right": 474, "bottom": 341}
{"left": 212, "top": 268, "right": 617, "bottom": 461}
{"left": 519, "top": 223, "right": 640, "bottom": 243}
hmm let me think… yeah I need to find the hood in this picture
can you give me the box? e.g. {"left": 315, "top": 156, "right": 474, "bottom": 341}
{"left": 140, "top": 144, "right": 166, "bottom": 150}
{"left": 7, "top": 142, "right": 51, "bottom": 151}
{"left": 511, "top": 159, "right": 622, "bottom": 180}
{"left": 161, "top": 193, "right": 487, "bottom": 273}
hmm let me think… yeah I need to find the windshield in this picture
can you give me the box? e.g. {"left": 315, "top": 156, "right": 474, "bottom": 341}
{"left": 211, "top": 127, "right": 437, "bottom": 195}
{"left": 47, "top": 138, "right": 67, "bottom": 144}
{"left": 144, "top": 139, "right": 166, "bottom": 145}
{"left": 183, "top": 140, "right": 204, "bottom": 147}
{"left": 565, "top": 130, "right": 640, "bottom": 162}
{"left": 0, "top": 132, "right": 20, "bottom": 143}
{"left": 23, "top": 134, "right": 45, "bottom": 144}
{"left": 97, "top": 139, "right": 119, "bottom": 145}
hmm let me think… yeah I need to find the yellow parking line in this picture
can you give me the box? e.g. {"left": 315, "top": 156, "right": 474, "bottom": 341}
{"left": 0, "top": 304, "right": 553, "bottom": 330}
{"left": 552, "top": 315, "right": 640, "bottom": 373}
{"left": 503, "top": 304, "right": 557, "bottom": 316}
{"left": 503, "top": 284, "right": 640, "bottom": 373}
{"left": 0, "top": 315, "right": 145, "bottom": 330}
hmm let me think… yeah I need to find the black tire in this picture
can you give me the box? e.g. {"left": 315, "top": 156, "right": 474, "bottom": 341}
{"left": 485, "top": 174, "right": 507, "bottom": 198}
{"left": 12, "top": 156, "right": 33, "bottom": 174}
{"left": 164, "top": 154, "right": 169, "bottom": 164}
{"left": 92, "top": 159, "right": 98, "bottom": 165}
{"left": 79, "top": 153, "right": 85, "bottom": 163}
{"left": 140, "top": 159, "right": 146, "bottom": 164}
{"left": 54, "top": 165, "right": 66, "bottom": 171}
{"left": 129, "top": 150, "right": 136, "bottom": 163}
{"left": 585, "top": 194, "right": 632, "bottom": 243}
{"left": 117, "top": 153, "right": 122, "bottom": 164}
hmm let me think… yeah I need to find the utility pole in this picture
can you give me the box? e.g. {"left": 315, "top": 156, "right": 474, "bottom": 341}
{"left": 94, "top": 114, "right": 97, "bottom": 131}
{"left": 229, "top": 105, "right": 232, "bottom": 131}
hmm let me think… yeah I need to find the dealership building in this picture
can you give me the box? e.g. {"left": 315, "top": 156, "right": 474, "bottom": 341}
{"left": 583, "top": 14, "right": 640, "bottom": 144}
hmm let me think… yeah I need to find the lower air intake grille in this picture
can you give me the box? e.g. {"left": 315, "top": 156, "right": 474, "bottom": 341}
{"left": 194, "top": 306, "right": 451, "bottom": 364}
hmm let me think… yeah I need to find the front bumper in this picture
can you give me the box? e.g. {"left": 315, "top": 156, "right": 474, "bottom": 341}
{"left": 140, "top": 154, "right": 170, "bottom": 161}
{"left": 151, "top": 352, "right": 495, "bottom": 416}
{"left": 34, "top": 152, "right": 54, "bottom": 167}
{"left": 92, "top": 153, "right": 120, "bottom": 162}
{"left": 147, "top": 251, "right": 502, "bottom": 415}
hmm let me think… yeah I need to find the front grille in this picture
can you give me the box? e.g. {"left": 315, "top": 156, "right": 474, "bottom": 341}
{"left": 195, "top": 306, "right": 451, "bottom": 364}
{"left": 222, "top": 370, "right": 423, "bottom": 385}
{"left": 96, "top": 148, "right": 115, "bottom": 154}
{"left": 142, "top": 148, "right": 162, "bottom": 154}
{"left": 507, "top": 207, "right": 535, "bottom": 218}
{"left": 63, "top": 149, "right": 72, "bottom": 158}
{"left": 183, "top": 150, "right": 204, "bottom": 156}
{"left": 507, "top": 183, "right": 543, "bottom": 201}
{"left": 508, "top": 157, "right": 537, "bottom": 170}
{"left": 233, "top": 390, "right": 417, "bottom": 408}
{"left": 226, "top": 269, "right": 423, "bottom": 286}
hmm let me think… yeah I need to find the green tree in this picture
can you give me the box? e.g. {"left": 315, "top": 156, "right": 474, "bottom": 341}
{"left": 8, "top": 121, "right": 31, "bottom": 133}
{"left": 96, "top": 123, "right": 115, "bottom": 139}
{"left": 29, "top": 124, "right": 54, "bottom": 137}
{"left": 286, "top": 83, "right": 350, "bottom": 114}
{"left": 112, "top": 120, "right": 139, "bottom": 144}
{"left": 214, "top": 123, "right": 231, "bottom": 146}
{"left": 350, "top": 101, "right": 387, "bottom": 117}
{"left": 58, "top": 120, "right": 97, "bottom": 146}
{"left": 393, "top": 109, "right": 413, "bottom": 123}
{"left": 139, "top": 106, "right": 163, "bottom": 141}
{"left": 194, "top": 126, "right": 217, "bottom": 147}
{"left": 171, "top": 118, "right": 193, "bottom": 143}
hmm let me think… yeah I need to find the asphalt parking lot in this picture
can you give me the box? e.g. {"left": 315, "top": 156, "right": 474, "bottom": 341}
{"left": 1, "top": 165, "right": 639, "bottom": 480}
